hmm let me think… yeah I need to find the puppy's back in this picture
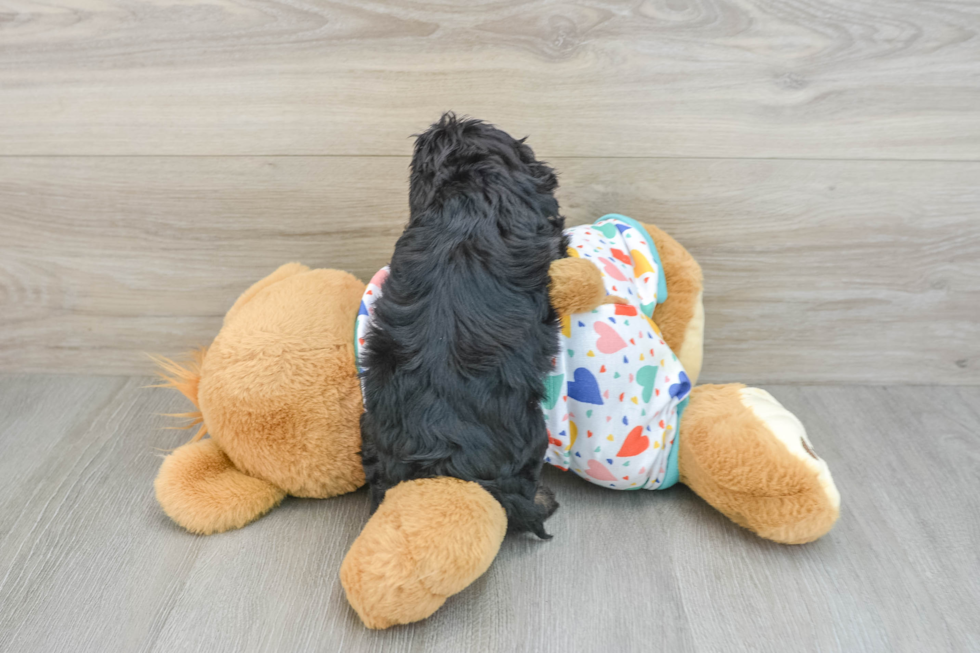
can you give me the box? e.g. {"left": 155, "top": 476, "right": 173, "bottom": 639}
{"left": 360, "top": 114, "right": 566, "bottom": 537}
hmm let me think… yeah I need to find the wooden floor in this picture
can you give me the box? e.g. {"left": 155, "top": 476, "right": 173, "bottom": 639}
{"left": 0, "top": 375, "right": 977, "bottom": 653}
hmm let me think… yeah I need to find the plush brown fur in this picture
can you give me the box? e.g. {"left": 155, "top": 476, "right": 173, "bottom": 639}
{"left": 548, "top": 257, "right": 607, "bottom": 315}
{"left": 223, "top": 262, "right": 311, "bottom": 326}
{"left": 679, "top": 384, "right": 839, "bottom": 544}
{"left": 153, "top": 263, "right": 368, "bottom": 535}
{"left": 151, "top": 348, "right": 208, "bottom": 441}
{"left": 340, "top": 477, "right": 507, "bottom": 629}
{"left": 645, "top": 223, "right": 705, "bottom": 384}
{"left": 155, "top": 439, "right": 286, "bottom": 534}
{"left": 199, "top": 266, "right": 367, "bottom": 498}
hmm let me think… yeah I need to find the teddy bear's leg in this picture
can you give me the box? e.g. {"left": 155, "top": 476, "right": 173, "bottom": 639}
{"left": 642, "top": 223, "right": 705, "bottom": 385}
{"left": 340, "top": 477, "right": 507, "bottom": 629}
{"left": 677, "top": 384, "right": 840, "bottom": 544}
{"left": 155, "top": 439, "right": 287, "bottom": 535}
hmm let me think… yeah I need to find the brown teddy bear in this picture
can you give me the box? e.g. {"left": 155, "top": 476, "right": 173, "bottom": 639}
{"left": 154, "top": 219, "right": 839, "bottom": 629}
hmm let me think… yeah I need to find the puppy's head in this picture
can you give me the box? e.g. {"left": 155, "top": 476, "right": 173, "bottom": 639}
{"left": 408, "top": 112, "right": 564, "bottom": 242}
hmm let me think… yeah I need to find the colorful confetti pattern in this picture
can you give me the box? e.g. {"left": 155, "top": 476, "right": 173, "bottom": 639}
{"left": 542, "top": 216, "right": 690, "bottom": 490}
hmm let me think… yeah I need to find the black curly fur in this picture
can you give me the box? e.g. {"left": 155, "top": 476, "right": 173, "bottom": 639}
{"left": 359, "top": 113, "right": 567, "bottom": 538}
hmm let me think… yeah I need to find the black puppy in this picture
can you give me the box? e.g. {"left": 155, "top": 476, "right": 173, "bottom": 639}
{"left": 359, "top": 113, "right": 566, "bottom": 538}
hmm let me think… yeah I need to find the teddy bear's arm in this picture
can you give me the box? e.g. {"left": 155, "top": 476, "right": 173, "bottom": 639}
{"left": 548, "top": 257, "right": 612, "bottom": 315}
{"left": 642, "top": 223, "right": 705, "bottom": 385}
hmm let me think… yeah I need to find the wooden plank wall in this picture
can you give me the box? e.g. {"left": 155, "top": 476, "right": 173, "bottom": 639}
{"left": 1, "top": 0, "right": 978, "bottom": 383}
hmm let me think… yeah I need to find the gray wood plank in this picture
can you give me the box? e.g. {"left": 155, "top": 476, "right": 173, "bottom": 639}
{"left": 1, "top": 378, "right": 978, "bottom": 652}
{"left": 1, "top": 0, "right": 979, "bottom": 158}
{"left": 667, "top": 386, "right": 980, "bottom": 653}
{"left": 0, "top": 376, "right": 208, "bottom": 653}
{"left": 0, "top": 375, "right": 125, "bottom": 509}
{"left": 2, "top": 156, "right": 977, "bottom": 384}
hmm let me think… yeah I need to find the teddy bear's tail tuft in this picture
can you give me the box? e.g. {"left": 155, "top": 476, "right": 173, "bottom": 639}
{"left": 147, "top": 347, "right": 208, "bottom": 443}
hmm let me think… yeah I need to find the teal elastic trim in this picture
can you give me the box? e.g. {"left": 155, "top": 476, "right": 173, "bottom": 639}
{"left": 593, "top": 214, "right": 668, "bottom": 304}
{"left": 354, "top": 316, "right": 366, "bottom": 376}
{"left": 658, "top": 397, "right": 687, "bottom": 490}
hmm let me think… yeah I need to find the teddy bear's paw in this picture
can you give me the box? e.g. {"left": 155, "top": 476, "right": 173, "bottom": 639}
{"left": 738, "top": 387, "right": 840, "bottom": 514}
{"left": 731, "top": 386, "right": 841, "bottom": 543}
{"left": 340, "top": 477, "right": 507, "bottom": 629}
{"left": 679, "top": 384, "right": 840, "bottom": 545}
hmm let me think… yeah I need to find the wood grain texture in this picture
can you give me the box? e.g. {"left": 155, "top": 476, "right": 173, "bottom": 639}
{"left": 0, "top": 376, "right": 978, "bottom": 652}
{"left": 0, "top": 376, "right": 207, "bottom": 652}
{"left": 1, "top": 0, "right": 979, "bottom": 158}
{"left": 2, "top": 156, "right": 977, "bottom": 383}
